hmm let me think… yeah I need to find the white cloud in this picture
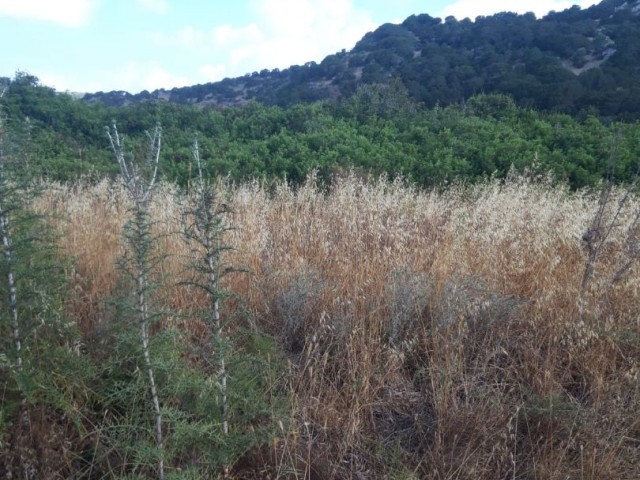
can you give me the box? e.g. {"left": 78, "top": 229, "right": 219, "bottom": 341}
{"left": 442, "top": 0, "right": 597, "bottom": 20}
{"left": 37, "top": 62, "right": 191, "bottom": 93}
{"left": 137, "top": 0, "right": 169, "bottom": 14}
{"left": 37, "top": 71, "right": 86, "bottom": 93}
{"left": 251, "top": 0, "right": 375, "bottom": 51}
{"left": 231, "top": 0, "right": 376, "bottom": 73}
{"left": 114, "top": 61, "right": 190, "bottom": 91}
{"left": 199, "top": 64, "right": 227, "bottom": 82}
{"left": 150, "top": 0, "right": 377, "bottom": 81}
{"left": 36, "top": 68, "right": 109, "bottom": 93}
{"left": 213, "top": 23, "right": 263, "bottom": 47}
{"left": 0, "top": 0, "right": 98, "bottom": 27}
{"left": 151, "top": 26, "right": 206, "bottom": 48}
{"left": 152, "top": 23, "right": 263, "bottom": 49}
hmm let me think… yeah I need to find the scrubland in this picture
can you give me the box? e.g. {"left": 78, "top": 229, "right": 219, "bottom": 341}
{"left": 3, "top": 172, "right": 639, "bottom": 479}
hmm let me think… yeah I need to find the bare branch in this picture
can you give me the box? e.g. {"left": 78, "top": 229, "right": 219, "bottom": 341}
{"left": 142, "top": 123, "right": 161, "bottom": 203}
{"left": 106, "top": 121, "right": 131, "bottom": 182}
{"left": 107, "top": 121, "right": 161, "bottom": 206}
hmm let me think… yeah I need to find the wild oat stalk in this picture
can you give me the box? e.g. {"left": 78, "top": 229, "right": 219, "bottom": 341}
{"left": 107, "top": 121, "right": 165, "bottom": 480}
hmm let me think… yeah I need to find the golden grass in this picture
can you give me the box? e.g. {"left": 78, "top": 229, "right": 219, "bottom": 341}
{"left": 36, "top": 173, "right": 640, "bottom": 479}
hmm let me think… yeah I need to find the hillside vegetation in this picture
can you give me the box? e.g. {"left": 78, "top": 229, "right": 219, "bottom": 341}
{"left": 2, "top": 74, "right": 640, "bottom": 189}
{"left": 82, "top": 0, "right": 640, "bottom": 119}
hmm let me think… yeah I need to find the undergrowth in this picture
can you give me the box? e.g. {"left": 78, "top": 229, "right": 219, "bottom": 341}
{"left": 1, "top": 171, "right": 638, "bottom": 479}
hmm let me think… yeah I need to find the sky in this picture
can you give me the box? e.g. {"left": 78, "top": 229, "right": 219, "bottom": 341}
{"left": 0, "top": 0, "right": 597, "bottom": 94}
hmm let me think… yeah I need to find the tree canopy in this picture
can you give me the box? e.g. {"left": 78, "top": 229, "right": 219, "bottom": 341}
{"left": 2, "top": 74, "right": 639, "bottom": 189}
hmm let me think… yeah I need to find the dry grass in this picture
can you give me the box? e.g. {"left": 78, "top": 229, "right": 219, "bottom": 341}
{"left": 35, "top": 172, "right": 640, "bottom": 479}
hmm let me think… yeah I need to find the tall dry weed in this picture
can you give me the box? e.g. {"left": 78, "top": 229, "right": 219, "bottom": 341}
{"left": 34, "top": 172, "right": 640, "bottom": 479}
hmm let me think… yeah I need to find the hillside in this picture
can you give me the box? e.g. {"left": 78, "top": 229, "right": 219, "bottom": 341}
{"left": 83, "top": 0, "right": 640, "bottom": 119}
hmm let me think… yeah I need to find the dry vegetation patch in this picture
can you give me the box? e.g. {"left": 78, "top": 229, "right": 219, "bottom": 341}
{"left": 29, "top": 173, "right": 640, "bottom": 479}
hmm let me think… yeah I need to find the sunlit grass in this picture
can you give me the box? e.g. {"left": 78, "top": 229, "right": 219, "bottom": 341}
{"left": 35, "top": 172, "right": 640, "bottom": 479}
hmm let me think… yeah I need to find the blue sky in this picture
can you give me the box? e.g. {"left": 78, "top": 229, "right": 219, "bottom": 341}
{"left": 0, "top": 0, "right": 596, "bottom": 94}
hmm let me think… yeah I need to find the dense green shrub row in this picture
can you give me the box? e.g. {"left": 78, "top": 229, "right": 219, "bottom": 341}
{"left": 2, "top": 74, "right": 639, "bottom": 189}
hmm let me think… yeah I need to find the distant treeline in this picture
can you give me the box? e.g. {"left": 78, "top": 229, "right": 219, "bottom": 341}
{"left": 2, "top": 73, "right": 639, "bottom": 188}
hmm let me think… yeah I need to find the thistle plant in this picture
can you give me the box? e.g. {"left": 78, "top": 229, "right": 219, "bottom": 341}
{"left": 106, "top": 121, "right": 165, "bottom": 480}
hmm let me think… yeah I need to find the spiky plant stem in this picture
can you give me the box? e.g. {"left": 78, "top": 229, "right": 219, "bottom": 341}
{"left": 183, "top": 138, "right": 238, "bottom": 475}
{"left": 0, "top": 91, "right": 27, "bottom": 417}
{"left": 0, "top": 88, "right": 34, "bottom": 480}
{"left": 107, "top": 122, "right": 164, "bottom": 480}
{"left": 0, "top": 197, "right": 24, "bottom": 407}
{"left": 194, "top": 139, "right": 229, "bottom": 436}
{"left": 133, "top": 205, "right": 164, "bottom": 479}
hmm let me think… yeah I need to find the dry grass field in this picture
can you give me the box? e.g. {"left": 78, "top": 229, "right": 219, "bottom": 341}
{"left": 27, "top": 172, "right": 640, "bottom": 479}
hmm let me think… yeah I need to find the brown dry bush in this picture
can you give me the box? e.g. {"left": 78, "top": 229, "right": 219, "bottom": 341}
{"left": 33, "top": 172, "right": 640, "bottom": 479}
